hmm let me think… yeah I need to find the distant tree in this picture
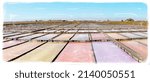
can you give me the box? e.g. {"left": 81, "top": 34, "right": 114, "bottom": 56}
{"left": 107, "top": 19, "right": 110, "bottom": 22}
{"left": 62, "top": 20, "right": 66, "bottom": 22}
{"left": 125, "top": 18, "right": 134, "bottom": 21}
{"left": 121, "top": 20, "right": 124, "bottom": 22}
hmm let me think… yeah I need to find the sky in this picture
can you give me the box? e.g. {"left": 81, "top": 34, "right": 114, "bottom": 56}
{"left": 4, "top": 2, "right": 147, "bottom": 21}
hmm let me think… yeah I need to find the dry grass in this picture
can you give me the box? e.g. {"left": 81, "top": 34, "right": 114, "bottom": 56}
{"left": 4, "top": 20, "right": 148, "bottom": 28}
{"left": 97, "top": 21, "right": 148, "bottom": 28}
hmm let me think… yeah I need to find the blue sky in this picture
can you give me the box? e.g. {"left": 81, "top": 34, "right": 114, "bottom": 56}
{"left": 4, "top": 2, "right": 147, "bottom": 21}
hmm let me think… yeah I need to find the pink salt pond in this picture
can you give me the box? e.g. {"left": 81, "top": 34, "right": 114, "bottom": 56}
{"left": 3, "top": 41, "right": 44, "bottom": 61}
{"left": 3, "top": 40, "right": 26, "bottom": 49}
{"left": 34, "top": 34, "right": 58, "bottom": 40}
{"left": 107, "top": 33, "right": 128, "bottom": 39}
{"left": 55, "top": 42, "right": 95, "bottom": 62}
{"left": 92, "top": 42, "right": 137, "bottom": 63}
{"left": 91, "top": 33, "right": 108, "bottom": 40}
{"left": 71, "top": 34, "right": 89, "bottom": 41}
{"left": 119, "top": 33, "right": 142, "bottom": 38}
{"left": 8, "top": 33, "right": 32, "bottom": 39}
{"left": 132, "top": 32, "right": 147, "bottom": 37}
{"left": 53, "top": 34, "right": 74, "bottom": 41}
{"left": 121, "top": 41, "right": 147, "bottom": 61}
{"left": 136, "top": 39, "right": 147, "bottom": 46}
{"left": 14, "top": 42, "right": 67, "bottom": 62}
{"left": 19, "top": 33, "right": 44, "bottom": 40}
